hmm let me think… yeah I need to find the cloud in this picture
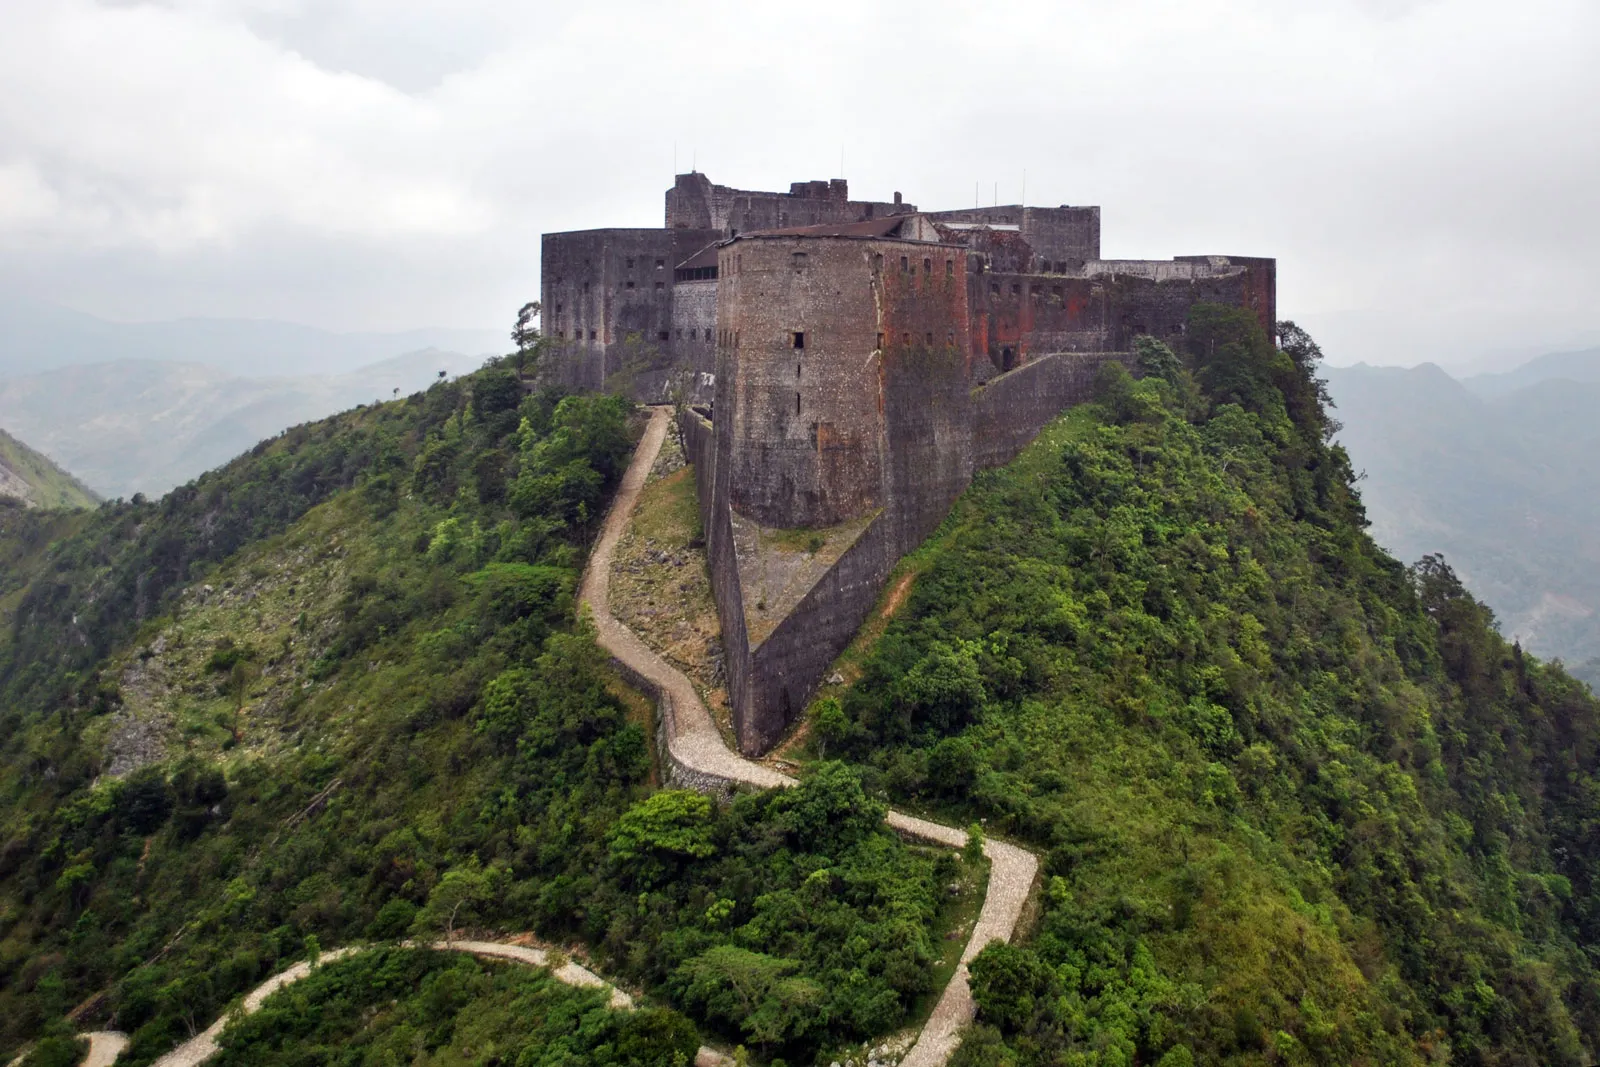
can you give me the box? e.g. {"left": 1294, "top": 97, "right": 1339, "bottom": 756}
{"left": 0, "top": 0, "right": 1593, "bottom": 367}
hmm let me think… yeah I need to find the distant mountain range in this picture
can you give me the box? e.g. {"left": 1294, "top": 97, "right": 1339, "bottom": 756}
{"left": 1327, "top": 345, "right": 1600, "bottom": 683}
{"left": 0, "top": 349, "right": 488, "bottom": 499}
{"left": 0, "top": 296, "right": 502, "bottom": 379}
{"left": 0, "top": 428, "right": 98, "bottom": 509}
{"left": 0, "top": 296, "right": 504, "bottom": 500}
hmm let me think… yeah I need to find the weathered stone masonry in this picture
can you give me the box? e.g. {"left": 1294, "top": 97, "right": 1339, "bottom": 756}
{"left": 544, "top": 173, "right": 1274, "bottom": 754}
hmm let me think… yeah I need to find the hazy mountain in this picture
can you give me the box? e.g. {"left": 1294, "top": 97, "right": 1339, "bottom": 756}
{"left": 0, "top": 295, "right": 502, "bottom": 379}
{"left": 1326, "top": 357, "right": 1600, "bottom": 680}
{"left": 0, "top": 349, "right": 486, "bottom": 499}
{"left": 0, "top": 427, "right": 97, "bottom": 509}
{"left": 1460, "top": 345, "right": 1600, "bottom": 398}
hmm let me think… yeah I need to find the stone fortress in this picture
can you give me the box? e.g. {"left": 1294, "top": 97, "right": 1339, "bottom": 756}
{"left": 542, "top": 173, "right": 1275, "bottom": 755}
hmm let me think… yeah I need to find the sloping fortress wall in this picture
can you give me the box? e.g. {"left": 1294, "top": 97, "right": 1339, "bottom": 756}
{"left": 545, "top": 173, "right": 1274, "bottom": 754}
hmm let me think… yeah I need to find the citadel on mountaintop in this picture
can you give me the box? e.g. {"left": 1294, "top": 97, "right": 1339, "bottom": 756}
{"left": 541, "top": 173, "right": 1275, "bottom": 755}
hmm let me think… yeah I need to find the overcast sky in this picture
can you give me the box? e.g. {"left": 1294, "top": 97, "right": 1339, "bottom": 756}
{"left": 0, "top": 0, "right": 1595, "bottom": 369}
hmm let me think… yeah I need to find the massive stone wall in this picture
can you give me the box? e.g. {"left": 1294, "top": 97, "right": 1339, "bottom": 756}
{"left": 925, "top": 205, "right": 1101, "bottom": 266}
{"left": 541, "top": 227, "right": 718, "bottom": 393}
{"left": 971, "top": 351, "right": 1136, "bottom": 469}
{"left": 667, "top": 172, "right": 910, "bottom": 235}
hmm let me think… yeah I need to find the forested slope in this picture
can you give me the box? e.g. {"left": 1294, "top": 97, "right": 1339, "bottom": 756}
{"left": 822, "top": 312, "right": 1600, "bottom": 1066}
{"left": 0, "top": 358, "right": 965, "bottom": 1067}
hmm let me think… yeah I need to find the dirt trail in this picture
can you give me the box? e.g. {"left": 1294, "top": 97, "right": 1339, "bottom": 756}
{"left": 583, "top": 406, "right": 1039, "bottom": 1066}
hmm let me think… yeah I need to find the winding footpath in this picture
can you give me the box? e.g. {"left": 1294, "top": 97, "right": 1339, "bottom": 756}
{"left": 55, "top": 941, "right": 728, "bottom": 1067}
{"left": 580, "top": 406, "right": 1039, "bottom": 1067}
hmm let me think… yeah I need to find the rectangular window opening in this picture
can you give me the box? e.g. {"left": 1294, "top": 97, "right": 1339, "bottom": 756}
{"left": 945, "top": 260, "right": 954, "bottom": 277}
{"left": 876, "top": 332, "right": 885, "bottom": 349}
{"left": 793, "top": 331, "right": 805, "bottom": 350}
{"left": 900, "top": 256, "right": 909, "bottom": 272}
{"left": 923, "top": 257, "right": 932, "bottom": 274}
{"left": 795, "top": 392, "right": 802, "bottom": 416}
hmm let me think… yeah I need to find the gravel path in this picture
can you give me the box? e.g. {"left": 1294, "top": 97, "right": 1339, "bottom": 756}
{"left": 584, "top": 406, "right": 1040, "bottom": 1066}
{"left": 89, "top": 940, "right": 729, "bottom": 1067}
{"left": 79, "top": 1034, "right": 128, "bottom": 1067}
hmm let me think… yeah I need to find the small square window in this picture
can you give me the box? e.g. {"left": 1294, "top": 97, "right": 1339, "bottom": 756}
{"left": 945, "top": 260, "right": 954, "bottom": 277}
{"left": 704, "top": 328, "right": 712, "bottom": 341}
{"left": 656, "top": 259, "right": 665, "bottom": 269}
{"left": 990, "top": 282, "right": 1000, "bottom": 296}
{"left": 793, "top": 331, "right": 805, "bottom": 350}
{"left": 655, "top": 281, "right": 664, "bottom": 290}
{"left": 589, "top": 330, "right": 596, "bottom": 340}
{"left": 900, "top": 256, "right": 909, "bottom": 272}
{"left": 923, "top": 257, "right": 932, "bottom": 274}
{"left": 626, "top": 280, "right": 635, "bottom": 289}
{"left": 658, "top": 330, "right": 669, "bottom": 341}
{"left": 1011, "top": 284, "right": 1021, "bottom": 297}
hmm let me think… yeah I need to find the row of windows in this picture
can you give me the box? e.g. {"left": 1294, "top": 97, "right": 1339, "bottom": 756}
{"left": 988, "top": 281, "right": 1070, "bottom": 302}
{"left": 705, "top": 328, "right": 958, "bottom": 351}
{"left": 623, "top": 280, "right": 666, "bottom": 291}
{"left": 551, "top": 328, "right": 716, "bottom": 344}
{"left": 624, "top": 257, "right": 666, "bottom": 270}
{"left": 872, "top": 253, "right": 956, "bottom": 278}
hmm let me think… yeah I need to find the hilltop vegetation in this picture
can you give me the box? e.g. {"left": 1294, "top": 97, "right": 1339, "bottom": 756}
{"left": 823, "top": 312, "right": 1600, "bottom": 1065}
{"left": 0, "top": 355, "right": 962, "bottom": 1066}
{"left": 0, "top": 428, "right": 97, "bottom": 510}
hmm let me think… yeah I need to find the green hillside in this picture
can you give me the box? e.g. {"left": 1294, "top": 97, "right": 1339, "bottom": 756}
{"left": 0, "top": 358, "right": 967, "bottom": 1067}
{"left": 0, "top": 428, "right": 96, "bottom": 509}
{"left": 816, "top": 315, "right": 1600, "bottom": 1064}
{"left": 4, "top": 314, "right": 1600, "bottom": 1067}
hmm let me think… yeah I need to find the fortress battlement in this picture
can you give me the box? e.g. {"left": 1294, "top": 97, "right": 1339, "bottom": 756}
{"left": 542, "top": 174, "right": 1274, "bottom": 753}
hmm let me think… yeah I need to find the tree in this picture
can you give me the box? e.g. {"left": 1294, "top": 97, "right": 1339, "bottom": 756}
{"left": 608, "top": 791, "right": 717, "bottom": 885}
{"left": 414, "top": 861, "right": 502, "bottom": 945}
